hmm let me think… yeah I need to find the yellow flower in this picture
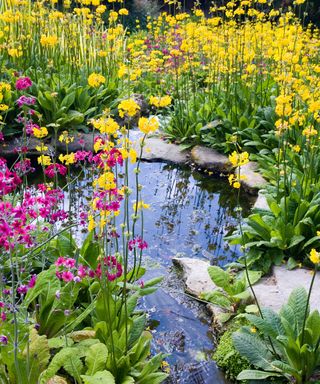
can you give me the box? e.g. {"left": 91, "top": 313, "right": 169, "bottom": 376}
{"left": 8, "top": 48, "right": 22, "bottom": 58}
{"left": 133, "top": 201, "right": 150, "bottom": 211}
{"left": 37, "top": 155, "right": 51, "bottom": 166}
{"left": 94, "top": 172, "right": 116, "bottom": 190}
{"left": 40, "top": 35, "right": 58, "bottom": 47}
{"left": 302, "top": 126, "right": 317, "bottom": 138}
{"left": 119, "top": 8, "right": 129, "bottom": 15}
{"left": 59, "top": 131, "right": 74, "bottom": 144}
{"left": 118, "top": 99, "right": 140, "bottom": 118}
{"left": 59, "top": 153, "right": 75, "bottom": 165}
{"left": 88, "top": 73, "right": 106, "bottom": 88}
{"left": 229, "top": 151, "right": 249, "bottom": 167}
{"left": 149, "top": 95, "right": 172, "bottom": 108}
{"left": 33, "top": 127, "right": 48, "bottom": 139}
{"left": 88, "top": 214, "right": 96, "bottom": 232}
{"left": 310, "top": 249, "right": 320, "bottom": 265}
{"left": 35, "top": 144, "right": 48, "bottom": 152}
{"left": 292, "top": 145, "right": 301, "bottom": 153}
{"left": 92, "top": 117, "right": 119, "bottom": 135}
{"left": 317, "top": 231, "right": 320, "bottom": 237}
{"left": 138, "top": 116, "right": 159, "bottom": 135}
{"left": 0, "top": 104, "right": 9, "bottom": 111}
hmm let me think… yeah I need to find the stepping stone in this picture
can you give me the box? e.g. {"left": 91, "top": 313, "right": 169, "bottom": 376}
{"left": 132, "top": 136, "right": 190, "bottom": 164}
{"left": 254, "top": 265, "right": 320, "bottom": 312}
{"left": 191, "top": 145, "right": 231, "bottom": 173}
{"left": 239, "top": 162, "right": 267, "bottom": 194}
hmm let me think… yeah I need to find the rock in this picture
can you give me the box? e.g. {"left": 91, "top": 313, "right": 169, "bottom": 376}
{"left": 0, "top": 136, "right": 54, "bottom": 158}
{"left": 55, "top": 132, "right": 94, "bottom": 153}
{"left": 172, "top": 257, "right": 215, "bottom": 296}
{"left": 238, "top": 161, "right": 267, "bottom": 194}
{"left": 69, "top": 330, "right": 96, "bottom": 342}
{"left": 47, "top": 376, "right": 68, "bottom": 384}
{"left": 190, "top": 145, "right": 231, "bottom": 173}
{"left": 253, "top": 190, "right": 269, "bottom": 210}
{"left": 172, "top": 257, "right": 224, "bottom": 322}
{"left": 253, "top": 266, "right": 320, "bottom": 312}
{"left": 132, "top": 136, "right": 190, "bottom": 164}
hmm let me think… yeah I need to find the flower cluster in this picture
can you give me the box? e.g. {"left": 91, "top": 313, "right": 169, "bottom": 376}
{"left": 55, "top": 255, "right": 123, "bottom": 282}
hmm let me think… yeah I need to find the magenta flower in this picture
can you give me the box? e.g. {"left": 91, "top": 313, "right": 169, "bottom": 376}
{"left": 17, "top": 285, "right": 28, "bottom": 295}
{"left": 61, "top": 270, "right": 74, "bottom": 282}
{"left": 16, "top": 77, "right": 32, "bottom": 90}
{"left": 28, "top": 274, "right": 37, "bottom": 288}
{"left": 16, "top": 95, "right": 36, "bottom": 108}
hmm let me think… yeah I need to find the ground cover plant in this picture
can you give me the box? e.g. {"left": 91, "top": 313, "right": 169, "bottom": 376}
{"left": 1, "top": 0, "right": 320, "bottom": 382}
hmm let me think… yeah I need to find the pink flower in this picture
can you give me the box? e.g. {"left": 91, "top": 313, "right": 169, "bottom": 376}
{"left": 28, "top": 274, "right": 37, "bottom": 288}
{"left": 17, "top": 285, "right": 28, "bottom": 295}
{"left": 16, "top": 77, "right": 32, "bottom": 91}
{"left": 55, "top": 257, "right": 66, "bottom": 267}
{"left": 64, "top": 258, "right": 76, "bottom": 268}
{"left": 61, "top": 270, "right": 74, "bottom": 282}
{"left": 77, "top": 265, "right": 87, "bottom": 278}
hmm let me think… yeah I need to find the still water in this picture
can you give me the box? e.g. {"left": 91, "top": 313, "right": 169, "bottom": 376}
{"left": 66, "top": 160, "right": 252, "bottom": 384}
{"left": 122, "top": 162, "right": 252, "bottom": 384}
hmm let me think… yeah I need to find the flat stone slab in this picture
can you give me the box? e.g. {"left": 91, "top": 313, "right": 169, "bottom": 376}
{"left": 253, "top": 191, "right": 269, "bottom": 210}
{"left": 173, "top": 258, "right": 320, "bottom": 320}
{"left": 254, "top": 266, "right": 320, "bottom": 312}
{"left": 191, "top": 145, "right": 231, "bottom": 173}
{"left": 55, "top": 132, "right": 94, "bottom": 153}
{"left": 173, "top": 257, "right": 216, "bottom": 296}
{"left": 172, "top": 257, "right": 224, "bottom": 322}
{"left": 239, "top": 162, "right": 267, "bottom": 194}
{"left": 132, "top": 136, "right": 190, "bottom": 164}
{"left": 0, "top": 136, "right": 54, "bottom": 158}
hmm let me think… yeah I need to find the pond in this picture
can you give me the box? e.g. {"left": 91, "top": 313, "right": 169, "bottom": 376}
{"left": 65, "top": 160, "right": 253, "bottom": 384}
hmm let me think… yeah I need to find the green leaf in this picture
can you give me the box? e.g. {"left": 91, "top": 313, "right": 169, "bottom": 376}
{"left": 24, "top": 328, "right": 50, "bottom": 383}
{"left": 232, "top": 331, "right": 275, "bottom": 370}
{"left": 85, "top": 343, "right": 108, "bottom": 375}
{"left": 128, "top": 314, "right": 146, "bottom": 347}
{"left": 207, "top": 266, "right": 230, "bottom": 290}
{"left": 237, "top": 369, "right": 282, "bottom": 380}
{"left": 81, "top": 370, "right": 115, "bottom": 384}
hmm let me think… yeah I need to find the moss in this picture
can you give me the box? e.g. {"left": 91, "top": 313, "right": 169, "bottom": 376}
{"left": 213, "top": 320, "right": 287, "bottom": 384}
{"left": 213, "top": 321, "right": 250, "bottom": 382}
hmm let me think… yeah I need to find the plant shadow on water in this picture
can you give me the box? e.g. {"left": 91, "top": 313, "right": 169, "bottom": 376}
{"left": 127, "top": 162, "right": 253, "bottom": 384}
{"left": 33, "top": 160, "right": 253, "bottom": 383}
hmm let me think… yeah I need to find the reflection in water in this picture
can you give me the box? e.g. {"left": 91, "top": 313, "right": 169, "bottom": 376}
{"left": 43, "top": 161, "right": 252, "bottom": 384}
{"left": 133, "top": 163, "right": 251, "bottom": 267}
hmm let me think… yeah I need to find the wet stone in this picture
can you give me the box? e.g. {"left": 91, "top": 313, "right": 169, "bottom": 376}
{"left": 132, "top": 136, "right": 190, "bottom": 164}
{"left": 0, "top": 136, "right": 54, "bottom": 158}
{"left": 190, "top": 145, "right": 231, "bottom": 174}
{"left": 238, "top": 161, "right": 267, "bottom": 194}
{"left": 54, "top": 132, "right": 94, "bottom": 153}
{"left": 172, "top": 257, "right": 225, "bottom": 322}
{"left": 253, "top": 190, "right": 269, "bottom": 210}
{"left": 253, "top": 266, "right": 320, "bottom": 312}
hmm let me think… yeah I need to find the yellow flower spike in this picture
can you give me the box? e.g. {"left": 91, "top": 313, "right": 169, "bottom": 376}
{"left": 37, "top": 155, "right": 51, "bottom": 166}
{"left": 88, "top": 73, "right": 106, "bottom": 88}
{"left": 228, "top": 151, "right": 249, "bottom": 168}
{"left": 133, "top": 201, "right": 150, "bottom": 211}
{"left": 138, "top": 116, "right": 159, "bottom": 135}
{"left": 118, "top": 99, "right": 140, "bottom": 118}
{"left": 310, "top": 249, "right": 320, "bottom": 265}
{"left": 33, "top": 127, "right": 48, "bottom": 139}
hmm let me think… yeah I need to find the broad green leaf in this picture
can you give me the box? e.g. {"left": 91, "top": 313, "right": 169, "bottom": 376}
{"left": 81, "top": 370, "right": 115, "bottom": 384}
{"left": 233, "top": 332, "right": 275, "bottom": 371}
{"left": 85, "top": 343, "right": 108, "bottom": 375}
{"left": 237, "top": 369, "right": 282, "bottom": 380}
{"left": 207, "top": 266, "right": 230, "bottom": 290}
